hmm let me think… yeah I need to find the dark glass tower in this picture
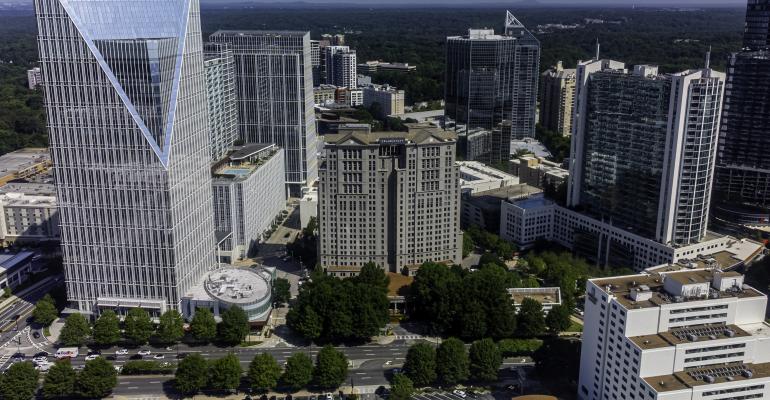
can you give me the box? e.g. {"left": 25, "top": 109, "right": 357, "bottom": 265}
{"left": 444, "top": 11, "right": 539, "bottom": 163}
{"left": 712, "top": 0, "right": 770, "bottom": 228}
{"left": 744, "top": 0, "right": 770, "bottom": 50}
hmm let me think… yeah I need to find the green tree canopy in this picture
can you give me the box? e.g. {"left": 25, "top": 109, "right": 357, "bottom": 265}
{"left": 287, "top": 265, "right": 389, "bottom": 342}
{"left": 174, "top": 353, "right": 208, "bottom": 395}
{"left": 59, "top": 313, "right": 90, "bottom": 347}
{"left": 281, "top": 353, "right": 314, "bottom": 391}
{"left": 42, "top": 360, "right": 76, "bottom": 399}
{"left": 208, "top": 353, "right": 242, "bottom": 392}
{"left": 0, "top": 362, "right": 39, "bottom": 400}
{"left": 516, "top": 298, "right": 546, "bottom": 338}
{"left": 390, "top": 373, "right": 415, "bottom": 400}
{"left": 76, "top": 357, "right": 118, "bottom": 399}
{"left": 190, "top": 308, "right": 217, "bottom": 343}
{"left": 469, "top": 338, "right": 502, "bottom": 382}
{"left": 33, "top": 294, "right": 58, "bottom": 327}
{"left": 248, "top": 353, "right": 282, "bottom": 393}
{"left": 123, "top": 308, "right": 154, "bottom": 345}
{"left": 273, "top": 278, "right": 291, "bottom": 306}
{"left": 92, "top": 310, "right": 121, "bottom": 347}
{"left": 436, "top": 338, "right": 469, "bottom": 386}
{"left": 545, "top": 304, "right": 572, "bottom": 334}
{"left": 403, "top": 343, "right": 436, "bottom": 387}
{"left": 218, "top": 306, "right": 250, "bottom": 345}
{"left": 156, "top": 309, "right": 185, "bottom": 344}
{"left": 314, "top": 345, "right": 349, "bottom": 389}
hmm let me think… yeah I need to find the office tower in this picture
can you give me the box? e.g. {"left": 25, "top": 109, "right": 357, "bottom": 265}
{"left": 318, "top": 124, "right": 463, "bottom": 273}
{"left": 540, "top": 61, "right": 576, "bottom": 136}
{"left": 743, "top": 0, "right": 770, "bottom": 50}
{"left": 203, "top": 43, "right": 238, "bottom": 161}
{"left": 209, "top": 31, "right": 318, "bottom": 197}
{"left": 26, "top": 67, "right": 42, "bottom": 90}
{"left": 361, "top": 84, "right": 405, "bottom": 117}
{"left": 578, "top": 267, "right": 770, "bottom": 400}
{"left": 324, "top": 46, "right": 357, "bottom": 89}
{"left": 310, "top": 40, "right": 322, "bottom": 86}
{"left": 212, "top": 144, "right": 286, "bottom": 262}
{"left": 712, "top": 52, "right": 770, "bottom": 225}
{"left": 35, "top": 0, "right": 216, "bottom": 315}
{"left": 464, "top": 122, "right": 512, "bottom": 165}
{"left": 568, "top": 63, "right": 725, "bottom": 245}
{"left": 321, "top": 33, "right": 345, "bottom": 46}
{"left": 445, "top": 11, "right": 540, "bottom": 158}
{"left": 357, "top": 61, "right": 416, "bottom": 75}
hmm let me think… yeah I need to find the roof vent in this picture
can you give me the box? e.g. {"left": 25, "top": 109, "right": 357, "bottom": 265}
{"left": 703, "top": 375, "right": 715, "bottom": 384}
{"left": 724, "top": 329, "right": 735, "bottom": 337}
{"left": 687, "top": 334, "right": 698, "bottom": 342}
{"left": 742, "top": 370, "right": 753, "bottom": 378}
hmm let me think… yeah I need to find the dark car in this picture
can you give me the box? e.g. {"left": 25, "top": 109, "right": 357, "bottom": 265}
{"left": 129, "top": 354, "right": 143, "bottom": 360}
{"left": 11, "top": 353, "right": 24, "bottom": 361}
{"left": 176, "top": 352, "right": 188, "bottom": 359}
{"left": 32, "top": 331, "right": 40, "bottom": 339}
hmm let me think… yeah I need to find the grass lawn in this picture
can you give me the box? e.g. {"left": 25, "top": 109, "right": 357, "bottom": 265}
{"left": 566, "top": 321, "right": 583, "bottom": 333}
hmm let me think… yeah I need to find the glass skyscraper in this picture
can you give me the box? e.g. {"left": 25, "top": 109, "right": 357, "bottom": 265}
{"left": 35, "top": 0, "right": 216, "bottom": 315}
{"left": 209, "top": 31, "right": 318, "bottom": 197}
{"left": 569, "top": 64, "right": 725, "bottom": 245}
{"left": 444, "top": 11, "right": 540, "bottom": 162}
{"left": 204, "top": 42, "right": 239, "bottom": 162}
{"left": 712, "top": 0, "right": 770, "bottom": 228}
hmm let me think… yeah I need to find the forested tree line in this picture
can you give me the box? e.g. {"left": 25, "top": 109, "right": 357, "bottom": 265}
{"left": 0, "top": 7, "right": 744, "bottom": 155}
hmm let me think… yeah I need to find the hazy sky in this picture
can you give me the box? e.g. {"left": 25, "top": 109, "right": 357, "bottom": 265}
{"left": 0, "top": 0, "right": 749, "bottom": 5}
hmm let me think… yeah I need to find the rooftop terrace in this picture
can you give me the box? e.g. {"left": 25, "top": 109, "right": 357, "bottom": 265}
{"left": 645, "top": 362, "right": 770, "bottom": 392}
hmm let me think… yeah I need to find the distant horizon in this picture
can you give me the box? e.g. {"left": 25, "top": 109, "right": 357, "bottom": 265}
{"left": 0, "top": 0, "right": 749, "bottom": 7}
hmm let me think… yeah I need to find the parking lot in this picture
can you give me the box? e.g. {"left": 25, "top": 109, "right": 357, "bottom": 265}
{"left": 413, "top": 390, "right": 494, "bottom": 400}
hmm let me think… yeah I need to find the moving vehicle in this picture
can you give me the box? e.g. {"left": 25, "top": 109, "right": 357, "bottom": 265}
{"left": 453, "top": 390, "right": 467, "bottom": 398}
{"left": 153, "top": 354, "right": 165, "bottom": 359}
{"left": 85, "top": 354, "right": 100, "bottom": 361}
{"left": 55, "top": 348, "right": 79, "bottom": 359}
{"left": 32, "top": 356, "right": 48, "bottom": 364}
{"left": 137, "top": 350, "right": 152, "bottom": 356}
{"left": 115, "top": 348, "right": 128, "bottom": 355}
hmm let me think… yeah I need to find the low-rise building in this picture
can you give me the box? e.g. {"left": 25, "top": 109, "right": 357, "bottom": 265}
{"left": 299, "top": 185, "right": 318, "bottom": 229}
{"left": 500, "top": 194, "right": 766, "bottom": 270}
{"left": 0, "top": 148, "right": 52, "bottom": 186}
{"left": 357, "top": 60, "right": 416, "bottom": 75}
{"left": 461, "top": 184, "right": 541, "bottom": 231}
{"left": 459, "top": 161, "right": 519, "bottom": 194}
{"left": 0, "top": 191, "right": 59, "bottom": 243}
{"left": 579, "top": 267, "right": 770, "bottom": 400}
{"left": 362, "top": 84, "right": 405, "bottom": 117}
{"left": 511, "top": 155, "right": 569, "bottom": 189}
{"left": 182, "top": 266, "right": 275, "bottom": 325}
{"left": 314, "top": 85, "right": 338, "bottom": 106}
{"left": 212, "top": 144, "right": 286, "bottom": 262}
{"left": 0, "top": 251, "right": 40, "bottom": 290}
{"left": 509, "top": 287, "right": 562, "bottom": 313}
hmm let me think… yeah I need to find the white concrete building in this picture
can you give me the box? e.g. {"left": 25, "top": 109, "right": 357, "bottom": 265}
{"left": 27, "top": 67, "right": 42, "bottom": 90}
{"left": 500, "top": 194, "right": 765, "bottom": 271}
{"left": 362, "top": 84, "right": 405, "bottom": 117}
{"left": 459, "top": 161, "right": 519, "bottom": 194}
{"left": 299, "top": 185, "right": 318, "bottom": 229}
{"left": 0, "top": 191, "right": 59, "bottom": 243}
{"left": 212, "top": 144, "right": 286, "bottom": 262}
{"left": 578, "top": 267, "right": 770, "bottom": 400}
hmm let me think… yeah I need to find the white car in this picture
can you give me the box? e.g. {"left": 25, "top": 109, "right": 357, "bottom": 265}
{"left": 324, "top": 393, "right": 333, "bottom": 400}
{"left": 32, "top": 356, "right": 48, "bottom": 364}
{"left": 453, "top": 390, "right": 467, "bottom": 398}
{"left": 115, "top": 349, "right": 128, "bottom": 355}
{"left": 153, "top": 354, "right": 165, "bottom": 360}
{"left": 35, "top": 362, "right": 52, "bottom": 372}
{"left": 85, "top": 354, "right": 100, "bottom": 361}
{"left": 137, "top": 350, "right": 152, "bottom": 356}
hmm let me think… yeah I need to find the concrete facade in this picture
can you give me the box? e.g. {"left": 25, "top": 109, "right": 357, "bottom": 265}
{"left": 318, "top": 124, "right": 463, "bottom": 273}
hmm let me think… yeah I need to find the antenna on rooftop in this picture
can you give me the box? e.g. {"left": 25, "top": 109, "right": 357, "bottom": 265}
{"left": 705, "top": 46, "right": 712, "bottom": 69}
{"left": 595, "top": 38, "right": 601, "bottom": 61}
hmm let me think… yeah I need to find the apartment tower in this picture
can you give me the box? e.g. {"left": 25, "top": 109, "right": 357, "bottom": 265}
{"left": 209, "top": 31, "right": 318, "bottom": 197}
